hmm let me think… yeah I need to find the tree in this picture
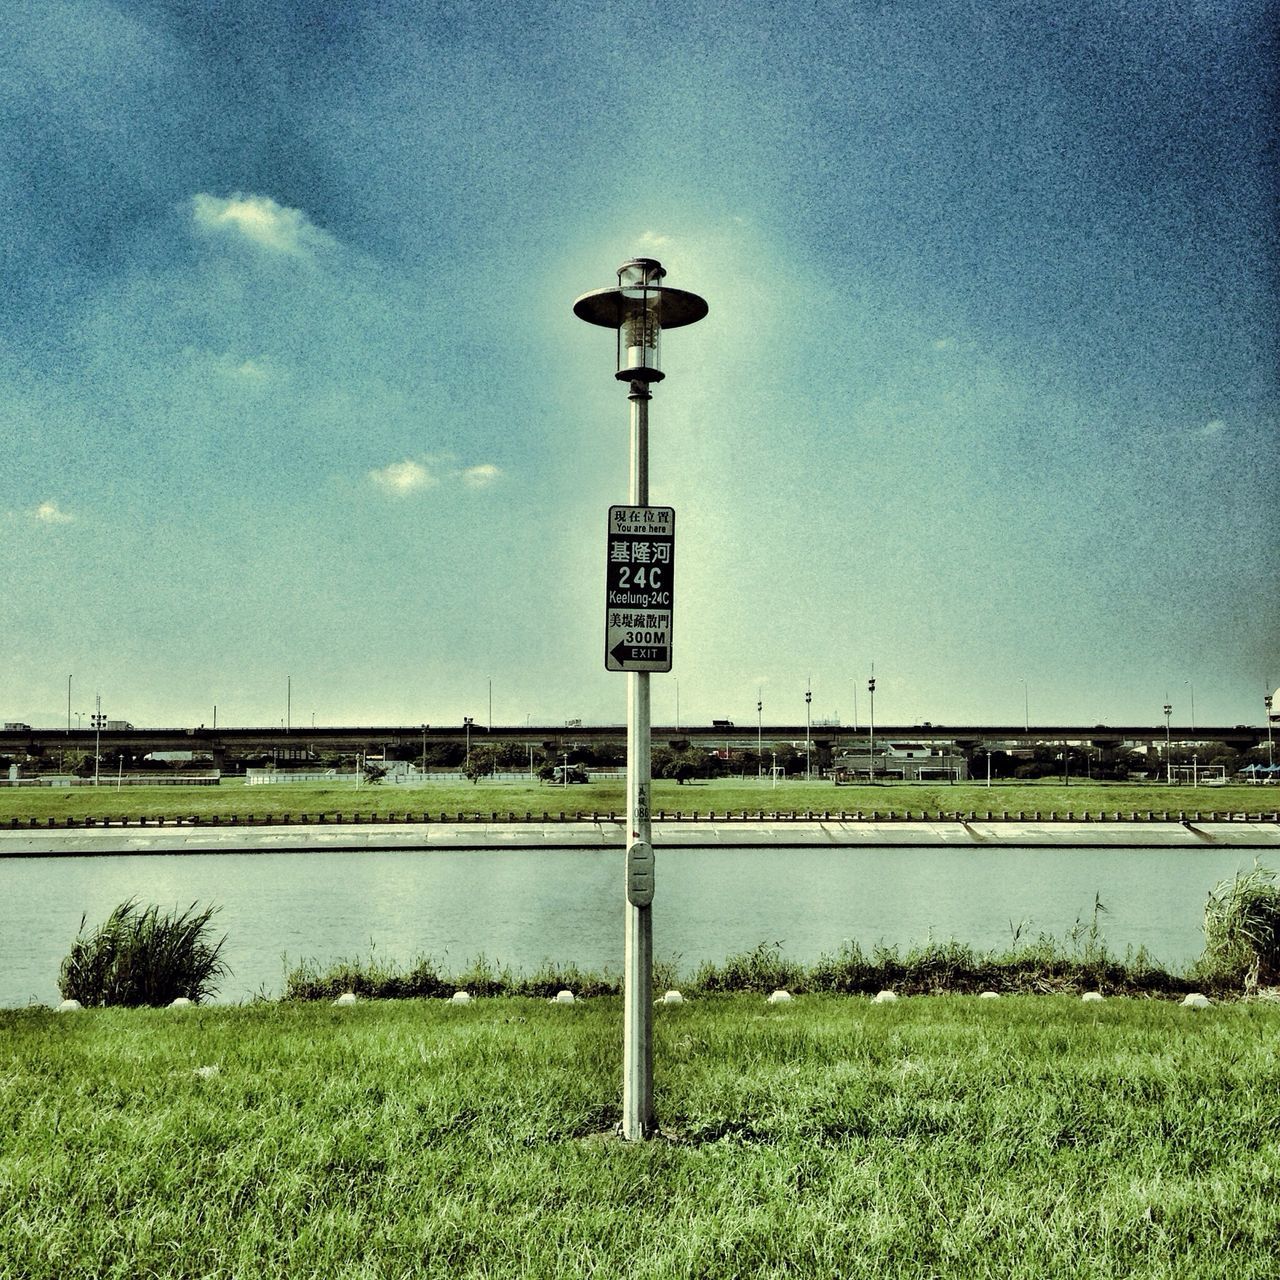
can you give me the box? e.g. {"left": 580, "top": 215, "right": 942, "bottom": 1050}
{"left": 363, "top": 761, "right": 387, "bottom": 785}
{"left": 463, "top": 744, "right": 501, "bottom": 783}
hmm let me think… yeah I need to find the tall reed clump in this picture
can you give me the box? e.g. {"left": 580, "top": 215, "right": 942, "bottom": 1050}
{"left": 1201, "top": 864, "right": 1280, "bottom": 991}
{"left": 58, "top": 899, "right": 229, "bottom": 1006}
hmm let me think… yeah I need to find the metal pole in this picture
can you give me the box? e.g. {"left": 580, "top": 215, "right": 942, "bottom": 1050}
{"left": 804, "top": 683, "right": 812, "bottom": 781}
{"left": 757, "top": 692, "right": 762, "bottom": 779}
{"left": 1266, "top": 695, "right": 1274, "bottom": 767}
{"left": 623, "top": 381, "right": 654, "bottom": 1140}
{"left": 94, "top": 694, "right": 101, "bottom": 787}
{"left": 868, "top": 675, "right": 876, "bottom": 784}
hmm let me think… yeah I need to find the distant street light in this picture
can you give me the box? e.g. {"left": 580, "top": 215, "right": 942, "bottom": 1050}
{"left": 464, "top": 717, "right": 474, "bottom": 771}
{"left": 1164, "top": 702, "right": 1173, "bottom": 785}
{"left": 1266, "top": 693, "right": 1274, "bottom": 767}
{"left": 1019, "top": 678, "right": 1029, "bottom": 732}
{"left": 868, "top": 675, "right": 876, "bottom": 784}
{"left": 421, "top": 724, "right": 429, "bottom": 774}
{"left": 1184, "top": 680, "right": 1195, "bottom": 733}
{"left": 757, "top": 691, "right": 763, "bottom": 780}
{"left": 804, "top": 683, "right": 812, "bottom": 782}
{"left": 92, "top": 694, "right": 104, "bottom": 787}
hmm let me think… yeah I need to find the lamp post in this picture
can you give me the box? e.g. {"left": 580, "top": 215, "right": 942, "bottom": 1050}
{"left": 868, "top": 675, "right": 876, "bottom": 783}
{"left": 574, "top": 256, "right": 707, "bottom": 1142}
{"left": 757, "top": 691, "right": 763, "bottom": 780}
{"left": 92, "top": 695, "right": 103, "bottom": 787}
{"left": 1019, "top": 678, "right": 1029, "bottom": 733}
{"left": 1164, "top": 702, "right": 1173, "bottom": 785}
{"left": 464, "top": 717, "right": 473, "bottom": 772}
{"left": 1266, "top": 693, "right": 1274, "bottom": 767}
{"left": 421, "top": 724, "right": 429, "bottom": 776}
{"left": 1184, "top": 680, "right": 1195, "bottom": 733}
{"left": 805, "top": 683, "right": 812, "bottom": 782}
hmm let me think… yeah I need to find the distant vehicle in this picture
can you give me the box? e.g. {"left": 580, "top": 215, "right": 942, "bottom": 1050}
{"left": 105, "top": 720, "right": 134, "bottom": 731}
{"left": 3, "top": 722, "right": 31, "bottom": 731}
{"left": 551, "top": 764, "right": 589, "bottom": 784}
{"left": 711, "top": 719, "right": 734, "bottom": 729}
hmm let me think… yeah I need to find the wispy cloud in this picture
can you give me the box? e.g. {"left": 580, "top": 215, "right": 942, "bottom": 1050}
{"left": 461, "top": 463, "right": 501, "bottom": 488}
{"left": 369, "top": 459, "right": 438, "bottom": 495}
{"left": 33, "top": 501, "right": 74, "bottom": 524}
{"left": 1200, "top": 418, "right": 1227, "bottom": 437}
{"left": 369, "top": 458, "right": 503, "bottom": 497}
{"left": 191, "top": 193, "right": 335, "bottom": 256}
{"left": 637, "top": 230, "right": 672, "bottom": 249}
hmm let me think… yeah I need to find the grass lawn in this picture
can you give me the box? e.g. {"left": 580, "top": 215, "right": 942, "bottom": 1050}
{"left": 2, "top": 995, "right": 1277, "bottom": 1278}
{"left": 1, "top": 779, "right": 1276, "bottom": 824}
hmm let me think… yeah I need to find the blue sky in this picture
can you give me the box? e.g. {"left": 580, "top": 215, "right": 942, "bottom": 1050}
{"left": 2, "top": 0, "right": 1276, "bottom": 731}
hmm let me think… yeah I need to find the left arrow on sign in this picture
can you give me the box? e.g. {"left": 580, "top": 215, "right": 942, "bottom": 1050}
{"left": 609, "top": 641, "right": 670, "bottom": 667}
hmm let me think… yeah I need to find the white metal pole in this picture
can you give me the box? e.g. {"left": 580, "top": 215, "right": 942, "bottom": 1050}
{"left": 623, "top": 381, "right": 654, "bottom": 1140}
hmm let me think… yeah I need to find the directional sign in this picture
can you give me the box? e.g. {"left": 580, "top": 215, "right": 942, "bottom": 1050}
{"left": 605, "top": 505, "right": 674, "bottom": 673}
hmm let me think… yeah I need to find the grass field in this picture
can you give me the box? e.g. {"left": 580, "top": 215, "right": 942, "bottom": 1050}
{"left": 3, "top": 995, "right": 1276, "bottom": 1278}
{"left": 1, "top": 778, "right": 1276, "bottom": 824}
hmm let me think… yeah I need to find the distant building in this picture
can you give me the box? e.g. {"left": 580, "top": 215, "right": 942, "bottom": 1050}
{"left": 831, "top": 742, "right": 968, "bottom": 783}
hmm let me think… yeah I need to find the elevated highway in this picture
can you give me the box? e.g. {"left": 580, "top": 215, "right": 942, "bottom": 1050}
{"left": 0, "top": 722, "right": 1267, "bottom": 764}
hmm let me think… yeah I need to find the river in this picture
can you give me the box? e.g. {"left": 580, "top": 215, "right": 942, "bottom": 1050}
{"left": 4, "top": 845, "right": 1274, "bottom": 1006}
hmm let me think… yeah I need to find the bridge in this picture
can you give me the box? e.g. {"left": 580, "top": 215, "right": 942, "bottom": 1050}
{"left": 0, "top": 722, "right": 1267, "bottom": 766}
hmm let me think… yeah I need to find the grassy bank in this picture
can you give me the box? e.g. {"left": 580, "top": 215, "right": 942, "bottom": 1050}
{"left": 282, "top": 933, "right": 1232, "bottom": 1003}
{"left": 1, "top": 778, "right": 1276, "bottom": 824}
{"left": 3, "top": 995, "right": 1276, "bottom": 1278}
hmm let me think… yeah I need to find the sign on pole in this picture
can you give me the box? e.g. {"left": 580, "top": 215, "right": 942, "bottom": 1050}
{"left": 605, "top": 506, "right": 674, "bottom": 673}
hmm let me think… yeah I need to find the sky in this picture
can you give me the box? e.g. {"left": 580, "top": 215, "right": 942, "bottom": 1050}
{"left": 2, "top": 0, "right": 1277, "bottom": 733}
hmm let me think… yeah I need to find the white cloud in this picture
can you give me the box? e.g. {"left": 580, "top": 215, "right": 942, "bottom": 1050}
{"left": 461, "top": 463, "right": 501, "bottom": 488}
{"left": 370, "top": 459, "right": 438, "bottom": 495}
{"left": 191, "top": 193, "right": 335, "bottom": 256}
{"left": 636, "top": 230, "right": 673, "bottom": 249}
{"left": 1201, "top": 418, "right": 1227, "bottom": 436}
{"left": 932, "top": 337, "right": 956, "bottom": 351}
{"left": 33, "top": 501, "right": 73, "bottom": 524}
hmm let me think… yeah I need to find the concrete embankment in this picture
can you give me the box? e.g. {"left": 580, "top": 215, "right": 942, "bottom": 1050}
{"left": 2, "top": 819, "right": 1278, "bottom": 855}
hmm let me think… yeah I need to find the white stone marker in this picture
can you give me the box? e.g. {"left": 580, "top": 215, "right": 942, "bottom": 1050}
{"left": 766, "top": 990, "right": 792, "bottom": 1004}
{"left": 873, "top": 990, "right": 898, "bottom": 1003}
{"left": 334, "top": 991, "right": 358, "bottom": 1006}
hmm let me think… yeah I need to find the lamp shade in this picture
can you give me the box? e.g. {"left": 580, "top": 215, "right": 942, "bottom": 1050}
{"left": 573, "top": 258, "right": 708, "bottom": 383}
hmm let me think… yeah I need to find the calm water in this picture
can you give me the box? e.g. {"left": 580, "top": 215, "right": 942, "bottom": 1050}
{"left": 3, "top": 846, "right": 1273, "bottom": 1006}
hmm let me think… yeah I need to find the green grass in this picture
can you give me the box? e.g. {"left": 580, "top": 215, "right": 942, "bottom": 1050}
{"left": 58, "top": 899, "right": 229, "bottom": 1007}
{"left": 1, "top": 778, "right": 1276, "bottom": 824}
{"left": 2, "top": 996, "right": 1277, "bottom": 1278}
{"left": 284, "top": 931, "right": 1232, "bottom": 1003}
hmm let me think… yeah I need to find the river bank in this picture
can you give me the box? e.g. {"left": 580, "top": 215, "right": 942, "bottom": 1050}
{"left": 3, "top": 817, "right": 1279, "bottom": 855}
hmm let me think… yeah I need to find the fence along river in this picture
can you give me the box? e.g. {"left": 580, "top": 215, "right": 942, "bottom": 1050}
{"left": 5, "top": 844, "right": 1276, "bottom": 1007}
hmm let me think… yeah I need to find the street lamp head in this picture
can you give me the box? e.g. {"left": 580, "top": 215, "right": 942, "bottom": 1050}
{"left": 573, "top": 258, "right": 708, "bottom": 384}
